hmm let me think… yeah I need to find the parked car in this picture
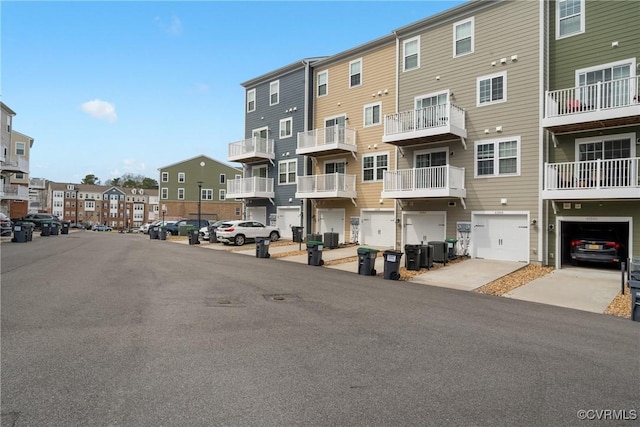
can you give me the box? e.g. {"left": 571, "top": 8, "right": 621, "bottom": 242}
{"left": 165, "top": 219, "right": 210, "bottom": 236}
{"left": 200, "top": 219, "right": 231, "bottom": 241}
{"left": 216, "top": 220, "right": 280, "bottom": 246}
{"left": 18, "top": 213, "right": 61, "bottom": 229}
{"left": 570, "top": 227, "right": 625, "bottom": 267}
{"left": 91, "top": 225, "right": 113, "bottom": 232}
{"left": 0, "top": 213, "right": 12, "bottom": 236}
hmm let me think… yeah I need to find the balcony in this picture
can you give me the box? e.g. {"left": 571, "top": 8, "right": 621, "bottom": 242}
{"left": 542, "top": 158, "right": 640, "bottom": 200}
{"left": 226, "top": 177, "right": 274, "bottom": 200}
{"left": 228, "top": 137, "right": 275, "bottom": 164}
{"left": 382, "top": 103, "right": 467, "bottom": 148}
{"left": 543, "top": 76, "right": 640, "bottom": 134}
{"left": 381, "top": 165, "right": 466, "bottom": 200}
{"left": 1, "top": 155, "right": 29, "bottom": 174}
{"left": 0, "top": 143, "right": 7, "bottom": 163}
{"left": 296, "top": 125, "right": 357, "bottom": 158}
{"left": 0, "top": 184, "right": 29, "bottom": 200}
{"left": 295, "top": 173, "right": 357, "bottom": 202}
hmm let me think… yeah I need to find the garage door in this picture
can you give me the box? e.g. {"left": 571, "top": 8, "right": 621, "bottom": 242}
{"left": 361, "top": 210, "right": 395, "bottom": 248}
{"left": 472, "top": 213, "right": 529, "bottom": 262}
{"left": 317, "top": 209, "right": 345, "bottom": 243}
{"left": 246, "top": 206, "right": 267, "bottom": 225}
{"left": 403, "top": 211, "right": 446, "bottom": 245}
{"left": 276, "top": 207, "right": 301, "bottom": 237}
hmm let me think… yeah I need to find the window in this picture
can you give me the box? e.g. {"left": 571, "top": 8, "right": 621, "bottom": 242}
{"left": 556, "top": 0, "right": 584, "bottom": 39}
{"left": 317, "top": 70, "right": 328, "bottom": 97}
{"left": 363, "top": 102, "right": 381, "bottom": 127}
{"left": 325, "top": 160, "right": 346, "bottom": 174}
{"left": 576, "top": 60, "right": 633, "bottom": 109}
{"left": 475, "top": 137, "right": 520, "bottom": 177}
{"left": 576, "top": 134, "right": 633, "bottom": 161}
{"left": 15, "top": 173, "right": 24, "bottom": 180}
{"left": 403, "top": 36, "right": 420, "bottom": 71}
{"left": 15, "top": 141, "right": 25, "bottom": 156}
{"left": 235, "top": 207, "right": 241, "bottom": 216}
{"left": 219, "top": 189, "right": 226, "bottom": 201}
{"left": 178, "top": 172, "right": 185, "bottom": 183}
{"left": 220, "top": 174, "right": 226, "bottom": 184}
{"left": 279, "top": 117, "right": 293, "bottom": 138}
{"left": 362, "top": 153, "right": 388, "bottom": 182}
{"left": 177, "top": 188, "right": 184, "bottom": 199}
{"left": 477, "top": 72, "right": 506, "bottom": 106}
{"left": 454, "top": 18, "right": 474, "bottom": 57}
{"left": 202, "top": 189, "right": 214, "bottom": 200}
{"left": 349, "top": 58, "right": 362, "bottom": 88}
{"left": 235, "top": 174, "right": 242, "bottom": 180}
{"left": 246, "top": 88, "right": 256, "bottom": 112}
{"left": 278, "top": 159, "right": 297, "bottom": 185}
{"left": 270, "top": 80, "right": 279, "bottom": 106}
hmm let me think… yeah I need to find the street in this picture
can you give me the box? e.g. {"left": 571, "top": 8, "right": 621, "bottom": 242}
{"left": 1, "top": 232, "right": 638, "bottom": 426}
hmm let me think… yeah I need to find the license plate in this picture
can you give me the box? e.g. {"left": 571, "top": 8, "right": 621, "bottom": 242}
{"left": 587, "top": 244, "right": 601, "bottom": 250}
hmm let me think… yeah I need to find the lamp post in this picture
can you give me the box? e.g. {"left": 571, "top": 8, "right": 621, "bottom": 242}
{"left": 198, "top": 161, "right": 205, "bottom": 228}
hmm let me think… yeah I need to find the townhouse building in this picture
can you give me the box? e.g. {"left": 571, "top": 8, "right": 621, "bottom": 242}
{"left": 1, "top": 103, "right": 32, "bottom": 218}
{"left": 29, "top": 177, "right": 48, "bottom": 213}
{"left": 541, "top": 0, "right": 640, "bottom": 268}
{"left": 228, "top": 58, "right": 325, "bottom": 233}
{"left": 158, "top": 155, "right": 242, "bottom": 223}
{"left": 301, "top": 37, "right": 397, "bottom": 246}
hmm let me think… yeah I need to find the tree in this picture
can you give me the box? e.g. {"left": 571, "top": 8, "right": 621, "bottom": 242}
{"left": 106, "top": 177, "right": 121, "bottom": 186}
{"left": 81, "top": 174, "right": 100, "bottom": 185}
{"left": 141, "top": 178, "right": 158, "bottom": 189}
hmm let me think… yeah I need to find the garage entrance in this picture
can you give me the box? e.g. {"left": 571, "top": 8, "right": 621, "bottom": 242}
{"left": 361, "top": 210, "right": 395, "bottom": 248}
{"left": 402, "top": 211, "right": 446, "bottom": 246}
{"left": 276, "top": 206, "right": 301, "bottom": 238}
{"left": 472, "top": 212, "right": 530, "bottom": 262}
{"left": 246, "top": 206, "right": 267, "bottom": 225}
{"left": 316, "top": 208, "right": 345, "bottom": 244}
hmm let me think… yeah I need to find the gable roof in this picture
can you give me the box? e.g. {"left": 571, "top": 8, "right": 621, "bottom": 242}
{"left": 157, "top": 154, "right": 241, "bottom": 172}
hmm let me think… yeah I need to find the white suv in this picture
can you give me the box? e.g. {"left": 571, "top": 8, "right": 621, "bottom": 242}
{"left": 216, "top": 220, "right": 280, "bottom": 246}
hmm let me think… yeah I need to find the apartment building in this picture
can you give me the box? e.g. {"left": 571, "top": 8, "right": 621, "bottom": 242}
{"left": 0, "top": 103, "right": 32, "bottom": 218}
{"left": 29, "top": 177, "right": 48, "bottom": 213}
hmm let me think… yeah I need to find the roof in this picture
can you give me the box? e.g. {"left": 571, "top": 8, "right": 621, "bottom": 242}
{"left": 311, "top": 34, "right": 395, "bottom": 69}
{"left": 157, "top": 154, "right": 241, "bottom": 172}
{"left": 1, "top": 102, "right": 16, "bottom": 116}
{"left": 241, "top": 57, "right": 328, "bottom": 88}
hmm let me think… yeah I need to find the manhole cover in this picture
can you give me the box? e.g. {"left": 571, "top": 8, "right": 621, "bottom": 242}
{"left": 263, "top": 294, "right": 301, "bottom": 302}
{"left": 205, "top": 297, "right": 245, "bottom": 307}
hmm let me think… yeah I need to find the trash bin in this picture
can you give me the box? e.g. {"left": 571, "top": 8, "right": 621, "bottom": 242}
{"left": 629, "top": 258, "right": 640, "bottom": 322}
{"left": 40, "top": 221, "right": 51, "bottom": 237}
{"left": 323, "top": 232, "right": 339, "bottom": 249}
{"left": 50, "top": 221, "right": 60, "bottom": 236}
{"left": 11, "top": 224, "right": 28, "bottom": 243}
{"left": 445, "top": 238, "right": 458, "bottom": 259}
{"left": 158, "top": 227, "right": 167, "bottom": 240}
{"left": 209, "top": 228, "right": 218, "bottom": 243}
{"left": 292, "top": 226, "right": 303, "bottom": 243}
{"left": 179, "top": 224, "right": 191, "bottom": 236}
{"left": 421, "top": 244, "right": 434, "bottom": 269}
{"left": 404, "top": 244, "right": 422, "bottom": 271}
{"left": 383, "top": 250, "right": 403, "bottom": 280}
{"left": 428, "top": 241, "right": 448, "bottom": 264}
{"left": 61, "top": 222, "right": 70, "bottom": 234}
{"left": 357, "top": 247, "right": 378, "bottom": 276}
{"left": 256, "top": 238, "right": 271, "bottom": 258}
{"left": 22, "top": 222, "right": 34, "bottom": 241}
{"left": 188, "top": 227, "right": 200, "bottom": 245}
{"left": 306, "top": 240, "right": 324, "bottom": 266}
{"left": 149, "top": 226, "right": 159, "bottom": 239}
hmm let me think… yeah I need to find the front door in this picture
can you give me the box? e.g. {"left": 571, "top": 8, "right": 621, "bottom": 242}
{"left": 325, "top": 116, "right": 346, "bottom": 144}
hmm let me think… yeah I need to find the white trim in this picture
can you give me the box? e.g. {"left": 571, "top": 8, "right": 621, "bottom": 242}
{"left": 453, "top": 17, "right": 474, "bottom": 58}
{"left": 413, "top": 147, "right": 449, "bottom": 167}
{"left": 323, "top": 158, "right": 347, "bottom": 174}
{"left": 177, "top": 172, "right": 185, "bottom": 183}
{"left": 476, "top": 71, "right": 507, "bottom": 107}
{"left": 279, "top": 117, "right": 293, "bottom": 139}
{"left": 414, "top": 90, "right": 449, "bottom": 108}
{"left": 277, "top": 158, "right": 297, "bottom": 185}
{"left": 363, "top": 101, "right": 382, "bottom": 127}
{"left": 269, "top": 80, "right": 280, "bottom": 106}
{"left": 400, "top": 210, "right": 447, "bottom": 251}
{"left": 474, "top": 136, "right": 521, "bottom": 178}
{"left": 317, "top": 70, "right": 329, "bottom": 98}
{"left": 471, "top": 211, "right": 530, "bottom": 262}
{"left": 574, "top": 132, "right": 636, "bottom": 160}
{"left": 246, "top": 88, "right": 256, "bottom": 112}
{"left": 177, "top": 188, "right": 185, "bottom": 200}
{"left": 349, "top": 58, "right": 363, "bottom": 88}
{"left": 315, "top": 208, "right": 346, "bottom": 244}
{"left": 555, "top": 0, "right": 585, "bottom": 40}
{"left": 402, "top": 35, "right": 420, "bottom": 72}
{"left": 362, "top": 151, "right": 390, "bottom": 183}
{"left": 574, "top": 58, "right": 637, "bottom": 87}
{"left": 360, "top": 208, "right": 395, "bottom": 248}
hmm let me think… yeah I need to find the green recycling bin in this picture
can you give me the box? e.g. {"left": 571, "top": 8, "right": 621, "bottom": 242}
{"left": 357, "top": 247, "right": 378, "bottom": 276}
{"left": 306, "top": 240, "right": 324, "bottom": 266}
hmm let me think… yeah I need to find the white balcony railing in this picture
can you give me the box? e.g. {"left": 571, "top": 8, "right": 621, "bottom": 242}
{"left": 226, "top": 177, "right": 274, "bottom": 199}
{"left": 0, "top": 184, "right": 29, "bottom": 200}
{"left": 295, "top": 173, "right": 357, "bottom": 199}
{"left": 228, "top": 137, "right": 275, "bottom": 163}
{"left": 296, "top": 125, "right": 357, "bottom": 156}
{"left": 1, "top": 155, "right": 29, "bottom": 173}
{"left": 0, "top": 143, "right": 7, "bottom": 163}
{"left": 381, "top": 165, "right": 466, "bottom": 199}
{"left": 383, "top": 103, "right": 466, "bottom": 138}
{"left": 544, "top": 76, "right": 639, "bottom": 118}
{"left": 543, "top": 158, "right": 640, "bottom": 199}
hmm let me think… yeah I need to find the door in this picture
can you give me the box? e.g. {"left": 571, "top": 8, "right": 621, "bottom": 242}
{"left": 325, "top": 116, "right": 346, "bottom": 144}
{"left": 403, "top": 212, "right": 446, "bottom": 245}
{"left": 276, "top": 206, "right": 301, "bottom": 236}
{"left": 472, "top": 213, "right": 529, "bottom": 262}
{"left": 317, "top": 209, "right": 345, "bottom": 243}
{"left": 246, "top": 206, "right": 267, "bottom": 225}
{"left": 361, "top": 210, "right": 395, "bottom": 247}
{"left": 414, "top": 150, "right": 448, "bottom": 189}
{"left": 415, "top": 92, "right": 448, "bottom": 128}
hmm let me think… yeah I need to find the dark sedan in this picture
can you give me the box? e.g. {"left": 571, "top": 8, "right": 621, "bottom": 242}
{"left": 570, "top": 227, "right": 625, "bottom": 267}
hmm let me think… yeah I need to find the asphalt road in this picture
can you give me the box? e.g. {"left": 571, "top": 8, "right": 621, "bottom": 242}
{"left": 1, "top": 232, "right": 638, "bottom": 426}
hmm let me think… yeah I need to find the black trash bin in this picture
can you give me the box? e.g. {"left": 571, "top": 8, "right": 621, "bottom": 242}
{"left": 357, "top": 247, "right": 378, "bottom": 276}
{"left": 158, "top": 227, "right": 167, "bottom": 240}
{"left": 149, "top": 226, "right": 159, "bottom": 239}
{"left": 420, "top": 244, "right": 434, "bottom": 269}
{"left": 209, "top": 227, "right": 218, "bottom": 243}
{"left": 445, "top": 238, "right": 458, "bottom": 259}
{"left": 23, "top": 222, "right": 34, "bottom": 241}
{"left": 40, "top": 221, "right": 51, "bottom": 237}
{"left": 292, "top": 226, "right": 303, "bottom": 243}
{"left": 256, "top": 238, "right": 271, "bottom": 258}
{"left": 428, "top": 241, "right": 448, "bottom": 264}
{"left": 323, "top": 232, "right": 339, "bottom": 249}
{"left": 50, "top": 221, "right": 60, "bottom": 236}
{"left": 11, "top": 223, "right": 28, "bottom": 243}
{"left": 629, "top": 258, "right": 640, "bottom": 322}
{"left": 383, "top": 250, "right": 403, "bottom": 280}
{"left": 188, "top": 227, "right": 200, "bottom": 245}
{"left": 306, "top": 240, "right": 324, "bottom": 266}
{"left": 61, "top": 222, "right": 70, "bottom": 234}
{"left": 404, "top": 244, "right": 422, "bottom": 271}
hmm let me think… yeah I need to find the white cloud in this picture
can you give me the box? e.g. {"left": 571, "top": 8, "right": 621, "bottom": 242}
{"left": 154, "top": 14, "right": 182, "bottom": 35}
{"left": 109, "top": 159, "right": 147, "bottom": 178}
{"left": 81, "top": 99, "right": 117, "bottom": 123}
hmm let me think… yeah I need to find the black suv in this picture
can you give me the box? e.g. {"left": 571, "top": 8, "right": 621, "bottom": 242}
{"left": 19, "top": 214, "right": 62, "bottom": 229}
{"left": 165, "top": 219, "right": 210, "bottom": 236}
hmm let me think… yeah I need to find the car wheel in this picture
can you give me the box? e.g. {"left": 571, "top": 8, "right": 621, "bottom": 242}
{"left": 269, "top": 231, "right": 279, "bottom": 242}
{"left": 234, "top": 234, "right": 245, "bottom": 246}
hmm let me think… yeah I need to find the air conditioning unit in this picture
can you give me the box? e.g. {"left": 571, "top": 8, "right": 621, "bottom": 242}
{"left": 428, "top": 241, "right": 448, "bottom": 264}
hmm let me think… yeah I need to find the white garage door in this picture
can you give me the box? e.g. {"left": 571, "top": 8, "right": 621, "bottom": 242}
{"left": 276, "top": 207, "right": 301, "bottom": 238}
{"left": 472, "top": 213, "right": 529, "bottom": 262}
{"left": 246, "top": 206, "right": 267, "bottom": 225}
{"left": 361, "top": 210, "right": 395, "bottom": 248}
{"left": 317, "top": 209, "right": 345, "bottom": 244}
{"left": 403, "top": 211, "right": 446, "bottom": 245}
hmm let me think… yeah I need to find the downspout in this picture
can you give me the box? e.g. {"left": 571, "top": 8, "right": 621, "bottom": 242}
{"left": 393, "top": 31, "right": 400, "bottom": 250}
{"left": 302, "top": 59, "right": 310, "bottom": 235}
{"left": 538, "top": 0, "right": 545, "bottom": 265}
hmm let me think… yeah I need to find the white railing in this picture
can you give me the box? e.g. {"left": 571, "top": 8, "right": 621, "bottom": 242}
{"left": 544, "top": 158, "right": 640, "bottom": 190}
{"left": 228, "top": 137, "right": 274, "bottom": 158}
{"left": 383, "top": 165, "right": 466, "bottom": 192}
{"left": 0, "top": 143, "right": 7, "bottom": 162}
{"left": 1, "top": 184, "right": 29, "bottom": 199}
{"left": 384, "top": 103, "right": 465, "bottom": 136}
{"left": 226, "top": 177, "right": 274, "bottom": 195}
{"left": 1, "top": 155, "right": 29, "bottom": 172}
{"left": 544, "top": 76, "right": 639, "bottom": 118}
{"left": 297, "top": 125, "right": 356, "bottom": 150}
{"left": 296, "top": 173, "right": 356, "bottom": 194}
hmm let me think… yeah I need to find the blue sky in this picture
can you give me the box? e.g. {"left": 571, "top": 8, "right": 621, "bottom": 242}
{"left": 2, "top": 1, "right": 463, "bottom": 184}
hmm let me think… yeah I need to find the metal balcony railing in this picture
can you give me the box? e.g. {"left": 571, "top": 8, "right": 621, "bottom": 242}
{"left": 544, "top": 158, "right": 640, "bottom": 191}
{"left": 0, "top": 184, "right": 29, "bottom": 200}
{"left": 297, "top": 125, "right": 356, "bottom": 152}
{"left": 383, "top": 103, "right": 465, "bottom": 137}
{"left": 226, "top": 177, "right": 274, "bottom": 198}
{"left": 296, "top": 173, "right": 356, "bottom": 198}
{"left": 228, "top": 137, "right": 275, "bottom": 162}
{"left": 382, "top": 165, "right": 466, "bottom": 197}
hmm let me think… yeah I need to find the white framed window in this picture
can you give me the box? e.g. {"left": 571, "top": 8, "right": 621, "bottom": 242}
{"left": 202, "top": 188, "right": 214, "bottom": 200}
{"left": 219, "top": 189, "right": 226, "bottom": 201}
{"left": 220, "top": 174, "right": 226, "bottom": 184}
{"left": 414, "top": 148, "right": 448, "bottom": 168}
{"left": 363, "top": 102, "right": 381, "bottom": 127}
{"left": 177, "top": 188, "right": 185, "bottom": 199}
{"left": 575, "top": 59, "right": 635, "bottom": 108}
{"left": 279, "top": 117, "right": 293, "bottom": 138}
{"left": 362, "top": 152, "right": 388, "bottom": 182}
{"left": 235, "top": 174, "right": 242, "bottom": 180}
{"left": 15, "top": 173, "right": 24, "bottom": 180}
{"left": 269, "top": 80, "right": 279, "bottom": 106}
{"left": 178, "top": 172, "right": 185, "bottom": 183}
{"left": 235, "top": 207, "right": 241, "bottom": 216}
{"left": 278, "top": 159, "right": 297, "bottom": 185}
{"left": 85, "top": 201, "right": 95, "bottom": 209}
{"left": 324, "top": 159, "right": 346, "bottom": 174}
{"left": 575, "top": 133, "right": 635, "bottom": 161}
{"left": 161, "top": 172, "right": 168, "bottom": 182}
{"left": 15, "top": 141, "right": 25, "bottom": 156}
{"left": 246, "top": 88, "right": 256, "bottom": 112}
{"left": 349, "top": 58, "right": 362, "bottom": 88}
{"left": 477, "top": 71, "right": 506, "bottom": 106}
{"left": 453, "top": 17, "right": 474, "bottom": 57}
{"left": 161, "top": 188, "right": 168, "bottom": 199}
{"left": 317, "top": 70, "right": 328, "bottom": 97}
{"left": 403, "top": 36, "right": 420, "bottom": 71}
{"left": 474, "top": 136, "right": 520, "bottom": 178}
{"left": 556, "top": 0, "right": 585, "bottom": 39}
